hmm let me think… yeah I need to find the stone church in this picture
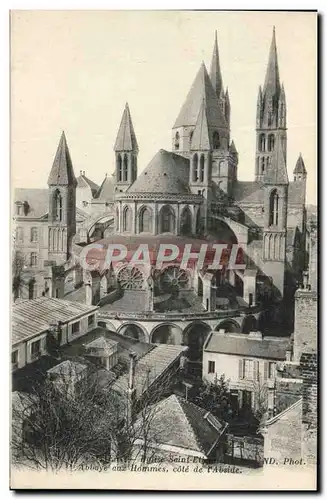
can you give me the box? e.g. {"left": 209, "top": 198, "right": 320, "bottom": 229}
{"left": 13, "top": 28, "right": 309, "bottom": 350}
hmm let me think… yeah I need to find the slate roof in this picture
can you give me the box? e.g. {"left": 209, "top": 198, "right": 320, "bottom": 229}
{"left": 12, "top": 297, "right": 98, "bottom": 346}
{"left": 174, "top": 62, "right": 228, "bottom": 130}
{"left": 134, "top": 394, "right": 228, "bottom": 458}
{"left": 128, "top": 149, "right": 190, "bottom": 194}
{"left": 76, "top": 173, "right": 100, "bottom": 196}
{"left": 293, "top": 154, "right": 307, "bottom": 174}
{"left": 14, "top": 188, "right": 49, "bottom": 218}
{"left": 47, "top": 132, "right": 77, "bottom": 187}
{"left": 94, "top": 174, "right": 115, "bottom": 201}
{"left": 111, "top": 344, "right": 187, "bottom": 399}
{"left": 204, "top": 331, "right": 291, "bottom": 360}
{"left": 232, "top": 181, "right": 264, "bottom": 204}
{"left": 114, "top": 103, "right": 138, "bottom": 152}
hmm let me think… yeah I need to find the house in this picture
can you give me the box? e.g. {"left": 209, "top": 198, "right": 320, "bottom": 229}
{"left": 202, "top": 330, "right": 292, "bottom": 412}
{"left": 12, "top": 297, "right": 98, "bottom": 370}
{"left": 132, "top": 394, "right": 228, "bottom": 463}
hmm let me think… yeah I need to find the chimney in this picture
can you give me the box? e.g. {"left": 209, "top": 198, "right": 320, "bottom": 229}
{"left": 126, "top": 352, "right": 137, "bottom": 427}
{"left": 80, "top": 170, "right": 83, "bottom": 175}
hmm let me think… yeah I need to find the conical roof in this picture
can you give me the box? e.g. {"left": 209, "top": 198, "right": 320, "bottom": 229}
{"left": 263, "top": 27, "right": 281, "bottom": 99}
{"left": 190, "top": 98, "right": 212, "bottom": 150}
{"left": 114, "top": 103, "right": 138, "bottom": 152}
{"left": 128, "top": 149, "right": 190, "bottom": 194}
{"left": 47, "top": 132, "right": 77, "bottom": 186}
{"left": 264, "top": 135, "right": 288, "bottom": 185}
{"left": 293, "top": 154, "right": 307, "bottom": 174}
{"left": 210, "top": 31, "right": 224, "bottom": 98}
{"left": 173, "top": 62, "right": 228, "bottom": 130}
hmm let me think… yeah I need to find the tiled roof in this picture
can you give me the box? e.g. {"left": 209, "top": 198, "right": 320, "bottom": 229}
{"left": 112, "top": 344, "right": 187, "bottom": 399}
{"left": 47, "top": 359, "right": 87, "bottom": 376}
{"left": 84, "top": 336, "right": 118, "bottom": 351}
{"left": 47, "top": 132, "right": 77, "bottom": 186}
{"left": 134, "top": 394, "right": 228, "bottom": 458}
{"left": 204, "top": 331, "right": 291, "bottom": 360}
{"left": 94, "top": 174, "right": 115, "bottom": 201}
{"left": 12, "top": 297, "right": 98, "bottom": 346}
{"left": 128, "top": 149, "right": 190, "bottom": 194}
{"left": 232, "top": 181, "right": 264, "bottom": 204}
{"left": 114, "top": 103, "right": 138, "bottom": 152}
{"left": 14, "top": 188, "right": 49, "bottom": 219}
{"left": 174, "top": 62, "right": 228, "bottom": 130}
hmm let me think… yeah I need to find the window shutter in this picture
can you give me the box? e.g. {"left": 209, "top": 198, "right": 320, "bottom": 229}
{"left": 253, "top": 361, "right": 259, "bottom": 381}
{"left": 264, "top": 361, "right": 269, "bottom": 380}
{"left": 239, "top": 359, "right": 244, "bottom": 379}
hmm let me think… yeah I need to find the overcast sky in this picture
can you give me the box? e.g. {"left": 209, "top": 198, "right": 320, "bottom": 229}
{"left": 11, "top": 10, "right": 317, "bottom": 204}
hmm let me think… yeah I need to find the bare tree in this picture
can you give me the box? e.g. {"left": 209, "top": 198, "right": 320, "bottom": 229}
{"left": 11, "top": 361, "right": 125, "bottom": 471}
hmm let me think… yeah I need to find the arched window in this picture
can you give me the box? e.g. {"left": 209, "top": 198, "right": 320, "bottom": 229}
{"left": 123, "top": 206, "right": 132, "bottom": 232}
{"left": 269, "top": 189, "right": 279, "bottom": 226}
{"left": 261, "top": 157, "right": 265, "bottom": 174}
{"left": 53, "top": 190, "right": 62, "bottom": 221}
{"left": 117, "top": 155, "right": 123, "bottom": 182}
{"left": 160, "top": 205, "right": 175, "bottom": 233}
{"left": 213, "top": 131, "right": 220, "bottom": 150}
{"left": 174, "top": 132, "right": 180, "bottom": 150}
{"left": 192, "top": 153, "right": 198, "bottom": 182}
{"left": 268, "top": 134, "right": 275, "bottom": 152}
{"left": 139, "top": 207, "right": 152, "bottom": 233}
{"left": 259, "top": 134, "right": 266, "bottom": 152}
{"left": 199, "top": 155, "right": 205, "bottom": 182}
{"left": 123, "top": 155, "right": 128, "bottom": 182}
{"left": 218, "top": 160, "right": 224, "bottom": 177}
{"left": 180, "top": 207, "right": 192, "bottom": 236}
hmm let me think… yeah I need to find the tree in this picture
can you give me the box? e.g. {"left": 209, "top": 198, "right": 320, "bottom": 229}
{"left": 12, "top": 360, "right": 125, "bottom": 471}
{"left": 12, "top": 250, "right": 26, "bottom": 301}
{"left": 190, "top": 375, "right": 231, "bottom": 420}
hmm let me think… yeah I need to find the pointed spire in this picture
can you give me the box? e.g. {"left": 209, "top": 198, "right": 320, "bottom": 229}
{"left": 264, "top": 135, "right": 288, "bottom": 185}
{"left": 293, "top": 153, "right": 307, "bottom": 174}
{"left": 190, "top": 98, "right": 212, "bottom": 150}
{"left": 210, "top": 30, "right": 224, "bottom": 98}
{"left": 229, "top": 140, "right": 237, "bottom": 156}
{"left": 263, "top": 27, "right": 280, "bottom": 98}
{"left": 114, "top": 103, "right": 138, "bottom": 152}
{"left": 174, "top": 62, "right": 228, "bottom": 129}
{"left": 257, "top": 85, "right": 263, "bottom": 106}
{"left": 48, "top": 131, "right": 77, "bottom": 186}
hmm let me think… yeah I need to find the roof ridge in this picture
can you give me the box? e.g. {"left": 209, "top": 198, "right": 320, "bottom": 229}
{"left": 176, "top": 396, "right": 206, "bottom": 455}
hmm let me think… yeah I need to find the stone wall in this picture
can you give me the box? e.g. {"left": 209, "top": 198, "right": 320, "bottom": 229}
{"left": 300, "top": 352, "right": 317, "bottom": 427}
{"left": 293, "top": 290, "right": 317, "bottom": 362}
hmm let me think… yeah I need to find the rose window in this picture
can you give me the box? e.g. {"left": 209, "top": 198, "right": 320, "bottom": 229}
{"left": 117, "top": 266, "right": 144, "bottom": 290}
{"left": 159, "top": 266, "right": 189, "bottom": 292}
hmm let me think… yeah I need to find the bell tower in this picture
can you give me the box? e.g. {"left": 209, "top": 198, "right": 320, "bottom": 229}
{"left": 114, "top": 103, "right": 139, "bottom": 193}
{"left": 255, "top": 28, "right": 287, "bottom": 183}
{"left": 47, "top": 131, "right": 77, "bottom": 265}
